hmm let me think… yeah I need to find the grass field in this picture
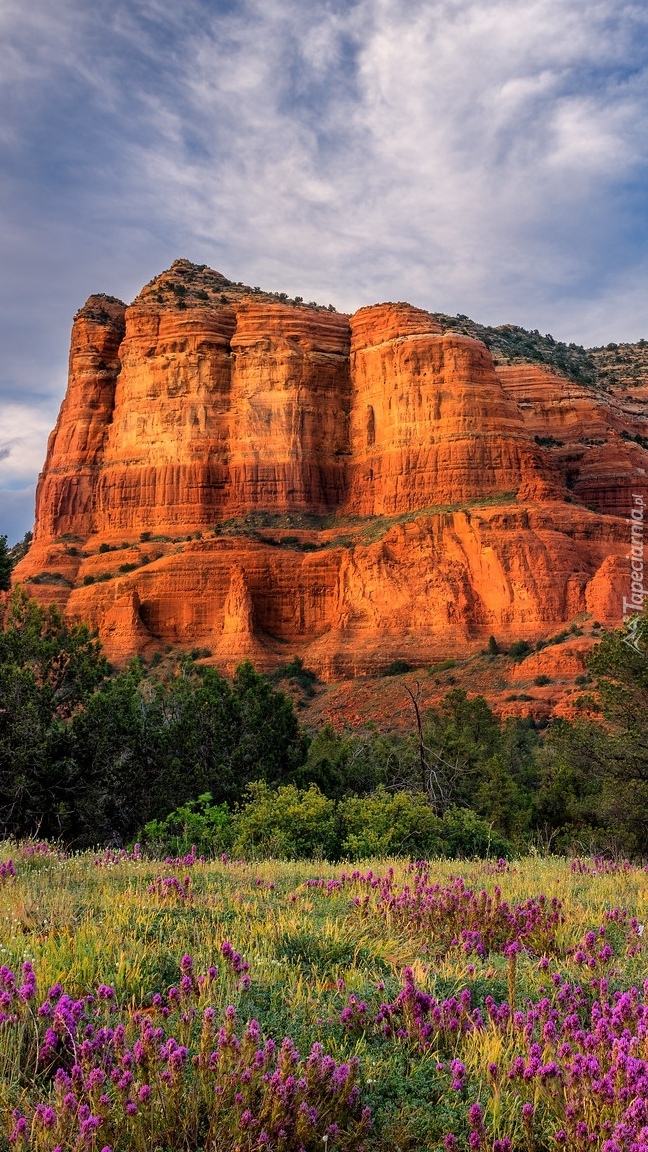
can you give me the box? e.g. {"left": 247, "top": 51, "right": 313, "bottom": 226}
{"left": 2, "top": 845, "right": 648, "bottom": 1151}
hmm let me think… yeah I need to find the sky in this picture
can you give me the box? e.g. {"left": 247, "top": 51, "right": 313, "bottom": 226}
{"left": 1, "top": 0, "right": 648, "bottom": 543}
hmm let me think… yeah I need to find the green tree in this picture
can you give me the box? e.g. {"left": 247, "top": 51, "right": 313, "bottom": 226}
{"left": 230, "top": 661, "right": 310, "bottom": 791}
{"left": 544, "top": 609, "right": 648, "bottom": 854}
{"left": 295, "top": 723, "right": 396, "bottom": 799}
{"left": 0, "top": 535, "right": 11, "bottom": 592}
{"left": 68, "top": 663, "right": 153, "bottom": 844}
{"left": 439, "top": 806, "right": 512, "bottom": 859}
{"left": 67, "top": 660, "right": 311, "bottom": 846}
{"left": 482, "top": 716, "right": 540, "bottom": 839}
{"left": 584, "top": 611, "right": 648, "bottom": 852}
{"left": 474, "top": 753, "right": 530, "bottom": 839}
{"left": 420, "top": 689, "right": 503, "bottom": 809}
{"left": 143, "top": 666, "right": 241, "bottom": 812}
{"left": 0, "top": 586, "right": 107, "bottom": 714}
{"left": 531, "top": 730, "right": 602, "bottom": 853}
{"left": 0, "top": 588, "right": 107, "bottom": 838}
{"left": 0, "top": 595, "right": 311, "bottom": 845}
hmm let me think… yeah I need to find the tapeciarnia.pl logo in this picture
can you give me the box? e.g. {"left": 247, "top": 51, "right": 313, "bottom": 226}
{"left": 622, "top": 493, "right": 646, "bottom": 653}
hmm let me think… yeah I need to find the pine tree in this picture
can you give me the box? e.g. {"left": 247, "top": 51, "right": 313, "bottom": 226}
{"left": 0, "top": 535, "right": 11, "bottom": 592}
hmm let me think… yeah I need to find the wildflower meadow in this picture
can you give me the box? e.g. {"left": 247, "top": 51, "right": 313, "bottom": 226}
{"left": 3, "top": 845, "right": 648, "bottom": 1151}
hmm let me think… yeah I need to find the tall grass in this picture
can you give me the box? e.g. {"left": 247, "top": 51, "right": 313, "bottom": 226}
{"left": 1, "top": 847, "right": 648, "bottom": 1150}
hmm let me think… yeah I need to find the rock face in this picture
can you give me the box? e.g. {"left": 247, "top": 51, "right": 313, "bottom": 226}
{"left": 34, "top": 295, "right": 126, "bottom": 541}
{"left": 347, "top": 305, "right": 556, "bottom": 515}
{"left": 14, "top": 260, "right": 648, "bottom": 672}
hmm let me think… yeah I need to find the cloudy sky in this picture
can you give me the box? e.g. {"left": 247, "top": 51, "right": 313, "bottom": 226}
{"left": 1, "top": 0, "right": 648, "bottom": 542}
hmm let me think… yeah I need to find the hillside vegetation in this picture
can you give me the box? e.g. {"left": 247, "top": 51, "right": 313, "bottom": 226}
{"left": 1, "top": 586, "right": 648, "bottom": 857}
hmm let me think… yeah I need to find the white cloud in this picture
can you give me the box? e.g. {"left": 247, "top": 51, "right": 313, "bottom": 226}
{"left": 103, "top": 0, "right": 648, "bottom": 328}
{"left": 1, "top": 0, "right": 648, "bottom": 541}
{"left": 0, "top": 404, "right": 56, "bottom": 488}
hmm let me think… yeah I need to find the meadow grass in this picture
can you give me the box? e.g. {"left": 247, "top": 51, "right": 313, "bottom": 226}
{"left": 1, "top": 847, "right": 648, "bottom": 1150}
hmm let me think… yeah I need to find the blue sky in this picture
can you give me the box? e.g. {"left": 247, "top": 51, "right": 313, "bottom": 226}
{"left": 2, "top": 0, "right": 648, "bottom": 543}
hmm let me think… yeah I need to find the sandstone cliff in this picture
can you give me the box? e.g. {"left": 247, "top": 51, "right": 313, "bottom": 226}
{"left": 13, "top": 260, "right": 648, "bottom": 674}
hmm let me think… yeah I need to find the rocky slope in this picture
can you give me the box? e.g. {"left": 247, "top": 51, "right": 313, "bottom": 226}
{"left": 13, "top": 260, "right": 648, "bottom": 680}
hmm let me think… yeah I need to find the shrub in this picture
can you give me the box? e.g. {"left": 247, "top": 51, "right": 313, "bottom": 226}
{"left": 508, "top": 640, "right": 532, "bottom": 661}
{"left": 382, "top": 659, "right": 412, "bottom": 676}
{"left": 534, "top": 674, "right": 552, "bottom": 686}
{"left": 428, "top": 659, "right": 457, "bottom": 674}
{"left": 25, "top": 571, "right": 72, "bottom": 586}
{"left": 337, "top": 791, "right": 511, "bottom": 861}
{"left": 232, "top": 782, "right": 337, "bottom": 860}
{"left": 440, "top": 806, "right": 512, "bottom": 859}
{"left": 546, "top": 630, "right": 569, "bottom": 647}
{"left": 338, "top": 787, "right": 444, "bottom": 859}
{"left": 270, "top": 656, "right": 318, "bottom": 697}
{"left": 534, "top": 434, "right": 564, "bottom": 447}
{"left": 141, "top": 792, "right": 232, "bottom": 857}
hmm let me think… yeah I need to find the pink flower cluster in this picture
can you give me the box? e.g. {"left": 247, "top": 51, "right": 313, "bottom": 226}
{"left": 333, "top": 956, "right": 648, "bottom": 1151}
{"left": 441, "top": 977, "right": 648, "bottom": 1152}
{"left": 345, "top": 968, "right": 484, "bottom": 1052}
{"left": 0, "top": 961, "right": 37, "bottom": 1021}
{"left": 146, "top": 874, "right": 192, "bottom": 900}
{"left": 336, "top": 869, "right": 564, "bottom": 959}
{"left": 221, "top": 941, "right": 251, "bottom": 991}
{"left": 163, "top": 844, "right": 205, "bottom": 867}
{"left": 571, "top": 857, "right": 632, "bottom": 876}
{"left": 2, "top": 959, "right": 371, "bottom": 1152}
{"left": 94, "top": 844, "right": 142, "bottom": 867}
{"left": 21, "top": 841, "right": 67, "bottom": 861}
{"left": 565, "top": 912, "right": 645, "bottom": 970}
{"left": 480, "top": 858, "right": 516, "bottom": 876}
{"left": 305, "top": 868, "right": 563, "bottom": 958}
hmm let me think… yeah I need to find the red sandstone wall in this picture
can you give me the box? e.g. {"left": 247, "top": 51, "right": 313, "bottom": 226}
{"left": 13, "top": 263, "right": 646, "bottom": 674}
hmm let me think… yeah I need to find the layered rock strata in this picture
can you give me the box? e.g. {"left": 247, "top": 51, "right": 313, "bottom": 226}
{"left": 14, "top": 261, "right": 648, "bottom": 672}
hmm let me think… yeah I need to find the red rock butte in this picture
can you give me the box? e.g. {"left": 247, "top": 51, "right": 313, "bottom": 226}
{"left": 12, "top": 260, "right": 648, "bottom": 675}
